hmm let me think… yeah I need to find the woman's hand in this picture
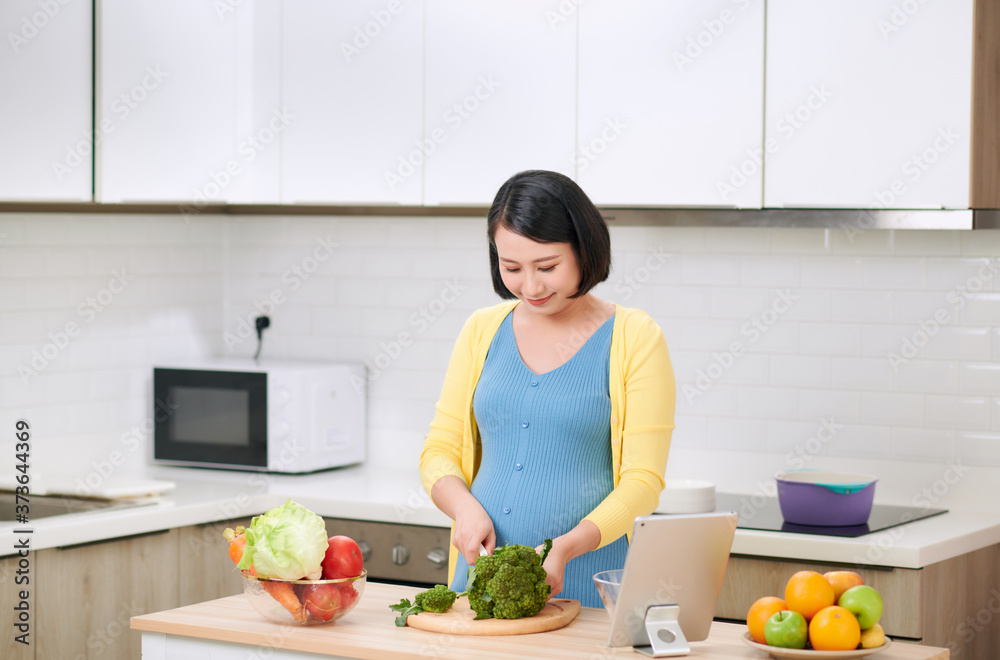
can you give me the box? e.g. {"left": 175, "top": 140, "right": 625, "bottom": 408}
{"left": 539, "top": 543, "right": 568, "bottom": 597}
{"left": 452, "top": 498, "right": 496, "bottom": 565}
{"left": 539, "top": 521, "right": 602, "bottom": 599}
{"left": 430, "top": 475, "right": 496, "bottom": 565}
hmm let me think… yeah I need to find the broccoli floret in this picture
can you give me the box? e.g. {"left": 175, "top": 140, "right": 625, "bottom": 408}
{"left": 467, "top": 540, "right": 552, "bottom": 620}
{"left": 414, "top": 584, "right": 457, "bottom": 613}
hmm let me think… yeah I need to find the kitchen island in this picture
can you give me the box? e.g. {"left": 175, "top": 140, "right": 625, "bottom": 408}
{"left": 132, "top": 581, "right": 949, "bottom": 659}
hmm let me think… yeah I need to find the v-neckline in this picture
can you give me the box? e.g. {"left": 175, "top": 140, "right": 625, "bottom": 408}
{"left": 507, "top": 310, "right": 615, "bottom": 377}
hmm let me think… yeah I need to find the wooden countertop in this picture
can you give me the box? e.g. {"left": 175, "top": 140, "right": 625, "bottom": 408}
{"left": 131, "top": 582, "right": 949, "bottom": 659}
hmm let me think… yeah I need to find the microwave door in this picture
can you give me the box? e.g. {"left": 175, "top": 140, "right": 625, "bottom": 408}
{"left": 154, "top": 368, "right": 268, "bottom": 468}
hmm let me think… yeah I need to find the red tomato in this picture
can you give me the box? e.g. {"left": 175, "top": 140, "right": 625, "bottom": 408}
{"left": 322, "top": 535, "right": 364, "bottom": 579}
{"left": 337, "top": 582, "right": 360, "bottom": 611}
{"left": 302, "top": 583, "right": 342, "bottom": 621}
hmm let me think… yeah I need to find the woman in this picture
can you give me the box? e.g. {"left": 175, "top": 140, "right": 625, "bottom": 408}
{"left": 419, "top": 170, "right": 675, "bottom": 607}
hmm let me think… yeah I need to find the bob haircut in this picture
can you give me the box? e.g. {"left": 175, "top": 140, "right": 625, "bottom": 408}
{"left": 487, "top": 170, "right": 611, "bottom": 300}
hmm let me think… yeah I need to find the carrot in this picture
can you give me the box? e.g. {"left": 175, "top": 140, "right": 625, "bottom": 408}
{"left": 224, "top": 526, "right": 305, "bottom": 621}
{"left": 223, "top": 526, "right": 256, "bottom": 577}
{"left": 260, "top": 579, "right": 306, "bottom": 622}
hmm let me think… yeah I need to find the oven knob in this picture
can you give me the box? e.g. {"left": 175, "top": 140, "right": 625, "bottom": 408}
{"left": 357, "top": 540, "right": 372, "bottom": 563}
{"left": 427, "top": 547, "right": 447, "bottom": 569}
{"left": 391, "top": 544, "right": 410, "bottom": 566}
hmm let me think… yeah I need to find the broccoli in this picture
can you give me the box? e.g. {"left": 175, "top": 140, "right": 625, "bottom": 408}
{"left": 467, "top": 539, "right": 552, "bottom": 620}
{"left": 414, "top": 584, "right": 458, "bottom": 613}
{"left": 388, "top": 585, "right": 458, "bottom": 626}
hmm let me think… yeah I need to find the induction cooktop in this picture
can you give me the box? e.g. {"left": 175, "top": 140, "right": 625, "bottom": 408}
{"left": 707, "top": 492, "right": 948, "bottom": 538}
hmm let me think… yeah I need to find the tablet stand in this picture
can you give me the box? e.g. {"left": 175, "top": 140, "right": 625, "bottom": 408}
{"left": 633, "top": 605, "right": 690, "bottom": 657}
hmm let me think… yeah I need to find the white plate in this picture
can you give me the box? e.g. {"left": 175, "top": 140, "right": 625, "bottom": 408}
{"left": 655, "top": 479, "right": 715, "bottom": 514}
{"left": 742, "top": 632, "right": 891, "bottom": 659}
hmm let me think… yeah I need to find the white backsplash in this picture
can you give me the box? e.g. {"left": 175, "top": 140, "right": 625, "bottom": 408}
{"left": 1, "top": 213, "right": 998, "bottom": 509}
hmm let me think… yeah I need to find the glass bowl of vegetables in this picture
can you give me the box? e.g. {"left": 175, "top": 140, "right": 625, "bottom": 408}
{"left": 242, "top": 570, "right": 366, "bottom": 625}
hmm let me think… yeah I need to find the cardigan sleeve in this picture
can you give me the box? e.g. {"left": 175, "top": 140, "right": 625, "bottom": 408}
{"left": 419, "top": 311, "right": 479, "bottom": 495}
{"left": 584, "top": 315, "right": 675, "bottom": 547}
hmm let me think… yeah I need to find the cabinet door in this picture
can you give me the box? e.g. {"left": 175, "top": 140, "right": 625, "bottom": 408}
{"left": 764, "top": 0, "right": 973, "bottom": 209}
{"left": 424, "top": 0, "right": 576, "bottom": 205}
{"left": 0, "top": 554, "right": 33, "bottom": 659}
{"left": 0, "top": 0, "right": 92, "bottom": 201}
{"left": 98, "top": 1, "right": 244, "bottom": 203}
{"left": 282, "top": 0, "right": 423, "bottom": 204}
{"left": 35, "top": 530, "right": 179, "bottom": 660}
{"left": 177, "top": 520, "right": 245, "bottom": 606}
{"left": 578, "top": 0, "right": 765, "bottom": 208}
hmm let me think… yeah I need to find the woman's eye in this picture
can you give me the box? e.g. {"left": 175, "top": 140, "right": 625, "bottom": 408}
{"left": 539, "top": 266, "right": 555, "bottom": 272}
{"left": 504, "top": 267, "right": 520, "bottom": 273}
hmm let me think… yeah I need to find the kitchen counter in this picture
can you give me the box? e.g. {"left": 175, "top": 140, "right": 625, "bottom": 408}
{"left": 131, "top": 581, "right": 950, "bottom": 659}
{"left": 3, "top": 463, "right": 999, "bottom": 569}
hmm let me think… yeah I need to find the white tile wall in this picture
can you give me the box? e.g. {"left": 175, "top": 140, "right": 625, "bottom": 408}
{"left": 1, "top": 216, "right": 999, "bottom": 480}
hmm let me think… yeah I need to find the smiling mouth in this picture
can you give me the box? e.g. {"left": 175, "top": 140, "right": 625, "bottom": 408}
{"left": 526, "top": 294, "right": 553, "bottom": 306}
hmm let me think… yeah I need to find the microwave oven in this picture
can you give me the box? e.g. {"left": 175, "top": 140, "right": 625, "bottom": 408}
{"left": 152, "top": 359, "right": 365, "bottom": 473}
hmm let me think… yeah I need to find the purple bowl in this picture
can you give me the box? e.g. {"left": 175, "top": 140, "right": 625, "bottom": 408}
{"left": 776, "top": 471, "right": 877, "bottom": 527}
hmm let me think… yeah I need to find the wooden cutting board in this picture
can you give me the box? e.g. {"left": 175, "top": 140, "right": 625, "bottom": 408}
{"left": 405, "top": 596, "right": 581, "bottom": 635}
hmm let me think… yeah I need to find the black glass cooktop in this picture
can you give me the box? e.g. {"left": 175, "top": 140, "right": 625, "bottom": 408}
{"left": 708, "top": 493, "right": 948, "bottom": 538}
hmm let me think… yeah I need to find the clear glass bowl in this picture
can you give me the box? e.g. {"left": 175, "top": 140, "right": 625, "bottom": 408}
{"left": 242, "top": 570, "right": 366, "bottom": 625}
{"left": 593, "top": 569, "right": 623, "bottom": 617}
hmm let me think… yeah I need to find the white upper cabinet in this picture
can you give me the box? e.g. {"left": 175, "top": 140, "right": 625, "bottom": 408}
{"left": 98, "top": 0, "right": 247, "bottom": 203}
{"left": 764, "top": 0, "right": 974, "bottom": 209}
{"left": 281, "top": 0, "right": 423, "bottom": 205}
{"left": 0, "top": 0, "right": 92, "bottom": 201}
{"left": 578, "top": 0, "right": 766, "bottom": 208}
{"left": 423, "top": 0, "right": 576, "bottom": 206}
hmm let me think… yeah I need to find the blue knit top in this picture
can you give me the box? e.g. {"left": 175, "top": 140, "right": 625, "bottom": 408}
{"left": 448, "top": 311, "right": 627, "bottom": 608}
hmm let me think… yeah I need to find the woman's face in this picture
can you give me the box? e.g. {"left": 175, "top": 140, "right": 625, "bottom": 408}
{"left": 493, "top": 226, "right": 582, "bottom": 314}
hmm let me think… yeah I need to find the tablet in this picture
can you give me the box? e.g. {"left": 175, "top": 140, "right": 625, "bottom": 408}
{"left": 604, "top": 511, "right": 738, "bottom": 656}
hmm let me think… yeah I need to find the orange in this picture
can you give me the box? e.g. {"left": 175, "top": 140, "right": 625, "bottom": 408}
{"left": 809, "top": 605, "right": 862, "bottom": 650}
{"left": 746, "top": 596, "right": 787, "bottom": 644}
{"left": 823, "top": 571, "right": 865, "bottom": 602}
{"left": 784, "top": 571, "right": 836, "bottom": 621}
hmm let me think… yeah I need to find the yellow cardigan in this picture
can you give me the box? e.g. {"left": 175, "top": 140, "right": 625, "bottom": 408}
{"left": 419, "top": 300, "right": 676, "bottom": 582}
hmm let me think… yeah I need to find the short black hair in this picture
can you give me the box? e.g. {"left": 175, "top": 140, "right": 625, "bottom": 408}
{"left": 487, "top": 170, "right": 611, "bottom": 299}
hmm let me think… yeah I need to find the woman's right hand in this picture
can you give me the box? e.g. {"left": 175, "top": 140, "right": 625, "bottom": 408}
{"left": 452, "top": 498, "right": 496, "bottom": 565}
{"left": 430, "top": 475, "right": 496, "bottom": 565}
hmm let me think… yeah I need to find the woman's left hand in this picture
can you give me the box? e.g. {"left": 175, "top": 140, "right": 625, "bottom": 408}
{"left": 537, "top": 542, "right": 567, "bottom": 598}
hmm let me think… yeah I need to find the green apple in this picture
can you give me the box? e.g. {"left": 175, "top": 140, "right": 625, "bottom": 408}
{"left": 764, "top": 610, "right": 808, "bottom": 649}
{"left": 839, "top": 585, "right": 883, "bottom": 630}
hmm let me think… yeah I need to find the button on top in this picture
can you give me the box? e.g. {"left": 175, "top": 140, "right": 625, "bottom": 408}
{"left": 515, "top": 462, "right": 523, "bottom": 471}
{"left": 503, "top": 507, "right": 511, "bottom": 514}
{"left": 521, "top": 420, "right": 529, "bottom": 428}
{"left": 530, "top": 380, "right": 539, "bottom": 387}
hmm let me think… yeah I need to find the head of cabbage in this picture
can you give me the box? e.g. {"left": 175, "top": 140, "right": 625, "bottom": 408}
{"left": 236, "top": 499, "right": 328, "bottom": 580}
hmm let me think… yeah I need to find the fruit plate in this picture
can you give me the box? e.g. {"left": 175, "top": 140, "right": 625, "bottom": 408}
{"left": 742, "top": 632, "right": 891, "bottom": 659}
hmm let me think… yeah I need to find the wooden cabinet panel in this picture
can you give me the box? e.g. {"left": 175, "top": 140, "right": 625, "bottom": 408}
{"left": 920, "top": 543, "right": 1000, "bottom": 660}
{"left": 35, "top": 529, "right": 179, "bottom": 660}
{"left": 0, "top": 553, "right": 34, "bottom": 659}
{"left": 177, "top": 520, "right": 245, "bottom": 607}
{"left": 716, "top": 555, "right": 922, "bottom": 639}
